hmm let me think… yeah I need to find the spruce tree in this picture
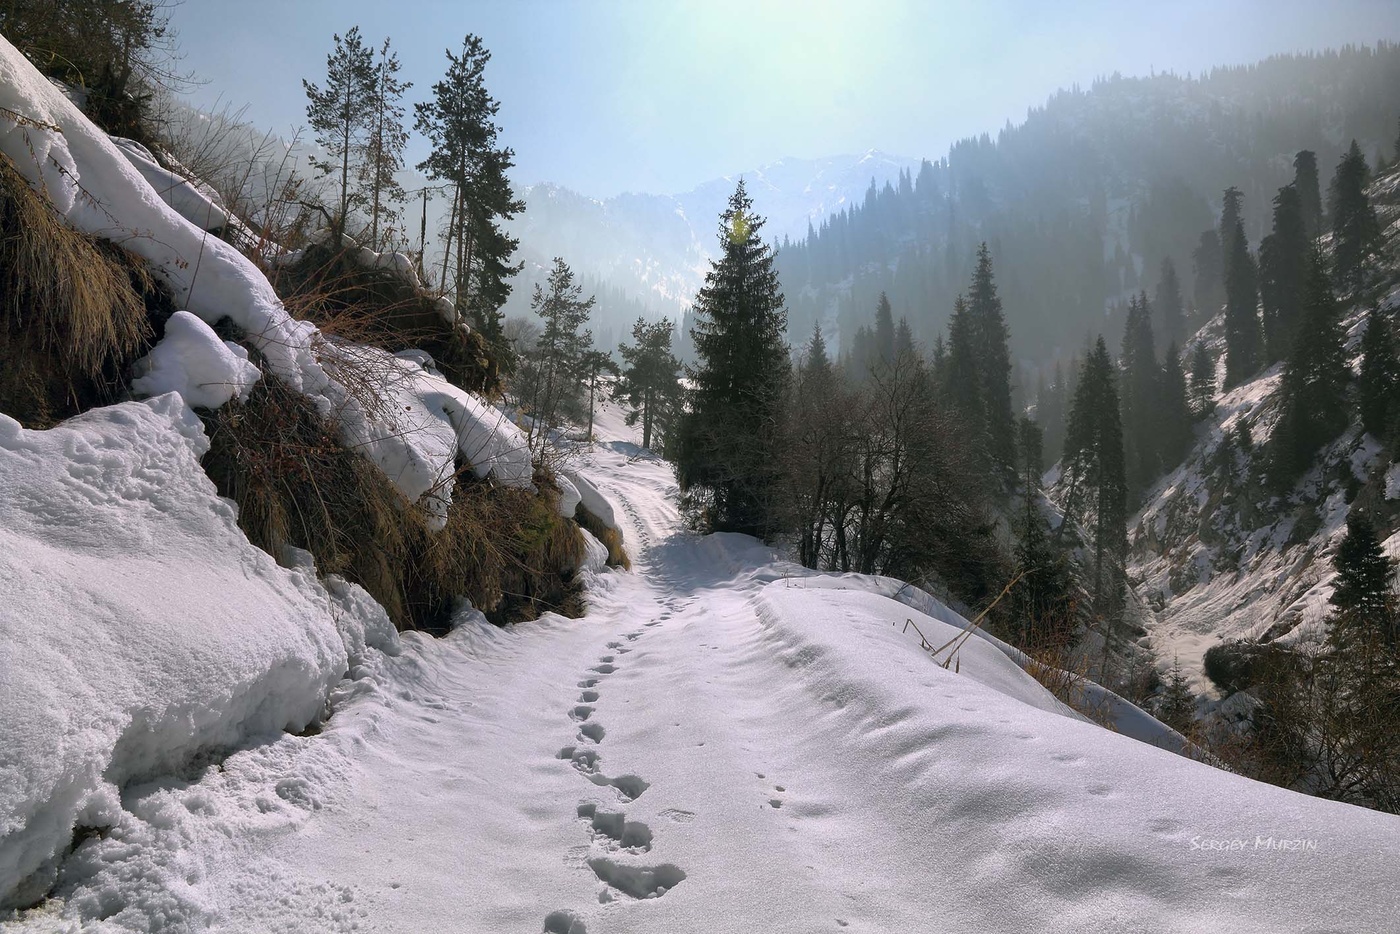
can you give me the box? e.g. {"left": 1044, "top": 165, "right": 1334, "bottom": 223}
{"left": 1119, "top": 292, "right": 1161, "bottom": 498}
{"left": 363, "top": 37, "right": 411, "bottom": 250}
{"left": 1189, "top": 343, "right": 1216, "bottom": 417}
{"left": 1219, "top": 186, "right": 1244, "bottom": 279}
{"left": 1191, "top": 228, "right": 1224, "bottom": 318}
{"left": 967, "top": 243, "right": 1017, "bottom": 475}
{"left": 1160, "top": 342, "right": 1194, "bottom": 468}
{"left": 676, "top": 180, "right": 791, "bottom": 537}
{"left": 1060, "top": 337, "right": 1127, "bottom": 623}
{"left": 523, "top": 257, "right": 594, "bottom": 450}
{"left": 1223, "top": 220, "right": 1261, "bottom": 388}
{"left": 304, "top": 26, "right": 375, "bottom": 241}
{"left": 1358, "top": 308, "right": 1400, "bottom": 442}
{"left": 1159, "top": 658, "right": 1196, "bottom": 734}
{"left": 1011, "top": 416, "right": 1077, "bottom": 649}
{"left": 615, "top": 317, "right": 682, "bottom": 451}
{"left": 894, "top": 317, "right": 915, "bottom": 361}
{"left": 1329, "top": 140, "right": 1381, "bottom": 293}
{"left": 415, "top": 36, "right": 523, "bottom": 356}
{"left": 1258, "top": 183, "right": 1308, "bottom": 363}
{"left": 945, "top": 295, "right": 984, "bottom": 432}
{"left": 1328, "top": 512, "right": 1398, "bottom": 658}
{"left": 1270, "top": 249, "right": 1349, "bottom": 485}
{"left": 874, "top": 292, "right": 895, "bottom": 368}
{"left": 1154, "top": 258, "right": 1185, "bottom": 352}
{"left": 1293, "top": 150, "right": 1323, "bottom": 240}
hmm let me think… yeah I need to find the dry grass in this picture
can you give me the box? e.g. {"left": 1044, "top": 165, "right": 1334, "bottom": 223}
{"left": 576, "top": 504, "right": 630, "bottom": 569}
{"left": 270, "top": 241, "right": 499, "bottom": 397}
{"left": 201, "top": 372, "right": 587, "bottom": 630}
{"left": 0, "top": 151, "right": 169, "bottom": 426}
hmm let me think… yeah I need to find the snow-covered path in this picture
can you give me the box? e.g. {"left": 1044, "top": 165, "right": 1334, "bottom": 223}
{"left": 8, "top": 405, "right": 1399, "bottom": 934}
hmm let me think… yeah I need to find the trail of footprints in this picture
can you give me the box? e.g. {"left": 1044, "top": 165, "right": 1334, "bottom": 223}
{"left": 546, "top": 611, "right": 688, "bottom": 931}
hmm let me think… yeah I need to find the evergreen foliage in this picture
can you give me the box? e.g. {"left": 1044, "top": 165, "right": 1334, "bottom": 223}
{"left": 1328, "top": 512, "right": 1398, "bottom": 657}
{"left": 1329, "top": 140, "right": 1382, "bottom": 293}
{"left": 1010, "top": 416, "right": 1077, "bottom": 649}
{"left": 1160, "top": 342, "right": 1194, "bottom": 469}
{"left": 1222, "top": 212, "right": 1261, "bottom": 388}
{"left": 1154, "top": 258, "right": 1185, "bottom": 351}
{"left": 415, "top": 35, "right": 523, "bottom": 359}
{"left": 676, "top": 181, "right": 791, "bottom": 537}
{"left": 1060, "top": 337, "right": 1127, "bottom": 622}
{"left": 873, "top": 292, "right": 895, "bottom": 368}
{"left": 364, "top": 38, "right": 411, "bottom": 250}
{"left": 1258, "top": 183, "right": 1308, "bottom": 363}
{"left": 615, "top": 317, "right": 682, "bottom": 452}
{"left": 1119, "top": 292, "right": 1161, "bottom": 498}
{"left": 1358, "top": 308, "right": 1400, "bottom": 443}
{"left": 1293, "top": 149, "right": 1323, "bottom": 240}
{"left": 966, "top": 244, "right": 1017, "bottom": 475}
{"left": 1159, "top": 658, "right": 1197, "bottom": 734}
{"left": 518, "top": 257, "right": 595, "bottom": 450}
{"left": 1191, "top": 228, "right": 1225, "bottom": 319}
{"left": 1269, "top": 249, "right": 1349, "bottom": 487}
{"left": 304, "top": 27, "right": 375, "bottom": 241}
{"left": 1189, "top": 343, "right": 1216, "bottom": 417}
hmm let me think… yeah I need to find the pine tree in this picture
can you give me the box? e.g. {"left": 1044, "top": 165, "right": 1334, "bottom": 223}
{"left": 1119, "top": 292, "right": 1161, "bottom": 498}
{"left": 1160, "top": 342, "right": 1194, "bottom": 468}
{"left": 1154, "top": 258, "right": 1185, "bottom": 352}
{"left": 1011, "top": 415, "right": 1077, "bottom": 649}
{"left": 1189, "top": 343, "right": 1216, "bottom": 417}
{"left": 1060, "top": 337, "right": 1127, "bottom": 624}
{"left": 1191, "top": 228, "right": 1224, "bottom": 318}
{"left": 1159, "top": 657, "right": 1196, "bottom": 734}
{"left": 363, "top": 37, "right": 411, "bottom": 250}
{"left": 523, "top": 257, "right": 594, "bottom": 450}
{"left": 873, "top": 292, "right": 895, "bottom": 368}
{"left": 1329, "top": 140, "right": 1381, "bottom": 293}
{"left": 304, "top": 26, "right": 375, "bottom": 241}
{"left": 1258, "top": 183, "right": 1308, "bottom": 364}
{"left": 1270, "top": 249, "right": 1349, "bottom": 485}
{"left": 615, "top": 317, "right": 682, "bottom": 451}
{"left": 1223, "top": 220, "right": 1261, "bottom": 388}
{"left": 1358, "top": 308, "right": 1400, "bottom": 442}
{"left": 967, "top": 243, "right": 1017, "bottom": 475}
{"left": 415, "top": 36, "right": 523, "bottom": 357}
{"left": 945, "top": 295, "right": 983, "bottom": 432}
{"left": 930, "top": 332, "right": 948, "bottom": 382}
{"left": 894, "top": 316, "right": 915, "bottom": 361}
{"left": 1293, "top": 150, "right": 1323, "bottom": 240}
{"left": 676, "top": 180, "right": 791, "bottom": 537}
{"left": 1328, "top": 512, "right": 1398, "bottom": 658}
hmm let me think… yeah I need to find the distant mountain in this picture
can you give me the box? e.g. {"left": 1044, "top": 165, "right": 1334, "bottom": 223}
{"left": 504, "top": 151, "right": 918, "bottom": 333}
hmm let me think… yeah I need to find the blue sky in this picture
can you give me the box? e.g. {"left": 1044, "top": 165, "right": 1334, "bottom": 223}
{"left": 170, "top": 0, "right": 1400, "bottom": 198}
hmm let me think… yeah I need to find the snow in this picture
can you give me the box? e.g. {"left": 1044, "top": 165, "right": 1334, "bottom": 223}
{"left": 0, "top": 36, "right": 523, "bottom": 516}
{"left": 131, "top": 311, "right": 261, "bottom": 409}
{"left": 109, "top": 137, "right": 244, "bottom": 239}
{"left": 566, "top": 470, "right": 618, "bottom": 529}
{"left": 556, "top": 473, "right": 582, "bottom": 518}
{"left": 7, "top": 412, "right": 1399, "bottom": 931}
{"left": 0, "top": 396, "right": 395, "bottom": 911}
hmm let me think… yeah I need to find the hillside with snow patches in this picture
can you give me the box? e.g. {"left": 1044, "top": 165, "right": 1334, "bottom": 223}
{"left": 2, "top": 32, "right": 1400, "bottom": 934}
{"left": 1126, "top": 167, "right": 1400, "bottom": 699}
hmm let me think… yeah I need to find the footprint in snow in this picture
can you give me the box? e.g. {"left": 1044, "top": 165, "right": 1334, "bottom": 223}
{"left": 543, "top": 909, "right": 588, "bottom": 933}
{"left": 591, "top": 664, "right": 617, "bottom": 675}
{"left": 579, "top": 690, "right": 600, "bottom": 703}
{"left": 570, "top": 705, "right": 595, "bottom": 721}
{"left": 578, "top": 722, "right": 606, "bottom": 744}
{"left": 587, "top": 857, "right": 685, "bottom": 900}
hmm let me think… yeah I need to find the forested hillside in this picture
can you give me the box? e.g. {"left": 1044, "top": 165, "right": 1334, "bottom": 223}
{"left": 777, "top": 45, "right": 1400, "bottom": 369}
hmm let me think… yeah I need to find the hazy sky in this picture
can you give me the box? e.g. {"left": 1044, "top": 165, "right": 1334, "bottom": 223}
{"left": 169, "top": 0, "right": 1400, "bottom": 198}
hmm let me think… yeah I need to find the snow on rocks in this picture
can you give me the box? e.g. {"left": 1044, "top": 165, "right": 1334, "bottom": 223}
{"left": 0, "top": 35, "right": 517, "bottom": 518}
{"left": 109, "top": 137, "right": 245, "bottom": 239}
{"left": 131, "top": 310, "right": 261, "bottom": 409}
{"left": 565, "top": 470, "right": 617, "bottom": 529}
{"left": 555, "top": 473, "right": 582, "bottom": 518}
{"left": 0, "top": 396, "right": 391, "bottom": 909}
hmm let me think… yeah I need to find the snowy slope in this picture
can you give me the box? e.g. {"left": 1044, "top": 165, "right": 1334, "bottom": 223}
{"left": 7, "top": 410, "right": 1398, "bottom": 932}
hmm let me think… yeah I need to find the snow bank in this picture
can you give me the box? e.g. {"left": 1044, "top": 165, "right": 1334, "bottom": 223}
{"left": 0, "top": 397, "right": 390, "bottom": 908}
{"left": 110, "top": 137, "right": 244, "bottom": 239}
{"left": 0, "top": 37, "right": 524, "bottom": 519}
{"left": 555, "top": 473, "right": 582, "bottom": 518}
{"left": 132, "top": 311, "right": 261, "bottom": 409}
{"left": 564, "top": 470, "right": 617, "bottom": 529}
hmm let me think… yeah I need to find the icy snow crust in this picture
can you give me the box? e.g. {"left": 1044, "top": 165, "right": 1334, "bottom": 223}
{"left": 0, "top": 36, "right": 529, "bottom": 518}
{"left": 5, "top": 410, "right": 1398, "bottom": 931}
{"left": 0, "top": 397, "right": 394, "bottom": 909}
